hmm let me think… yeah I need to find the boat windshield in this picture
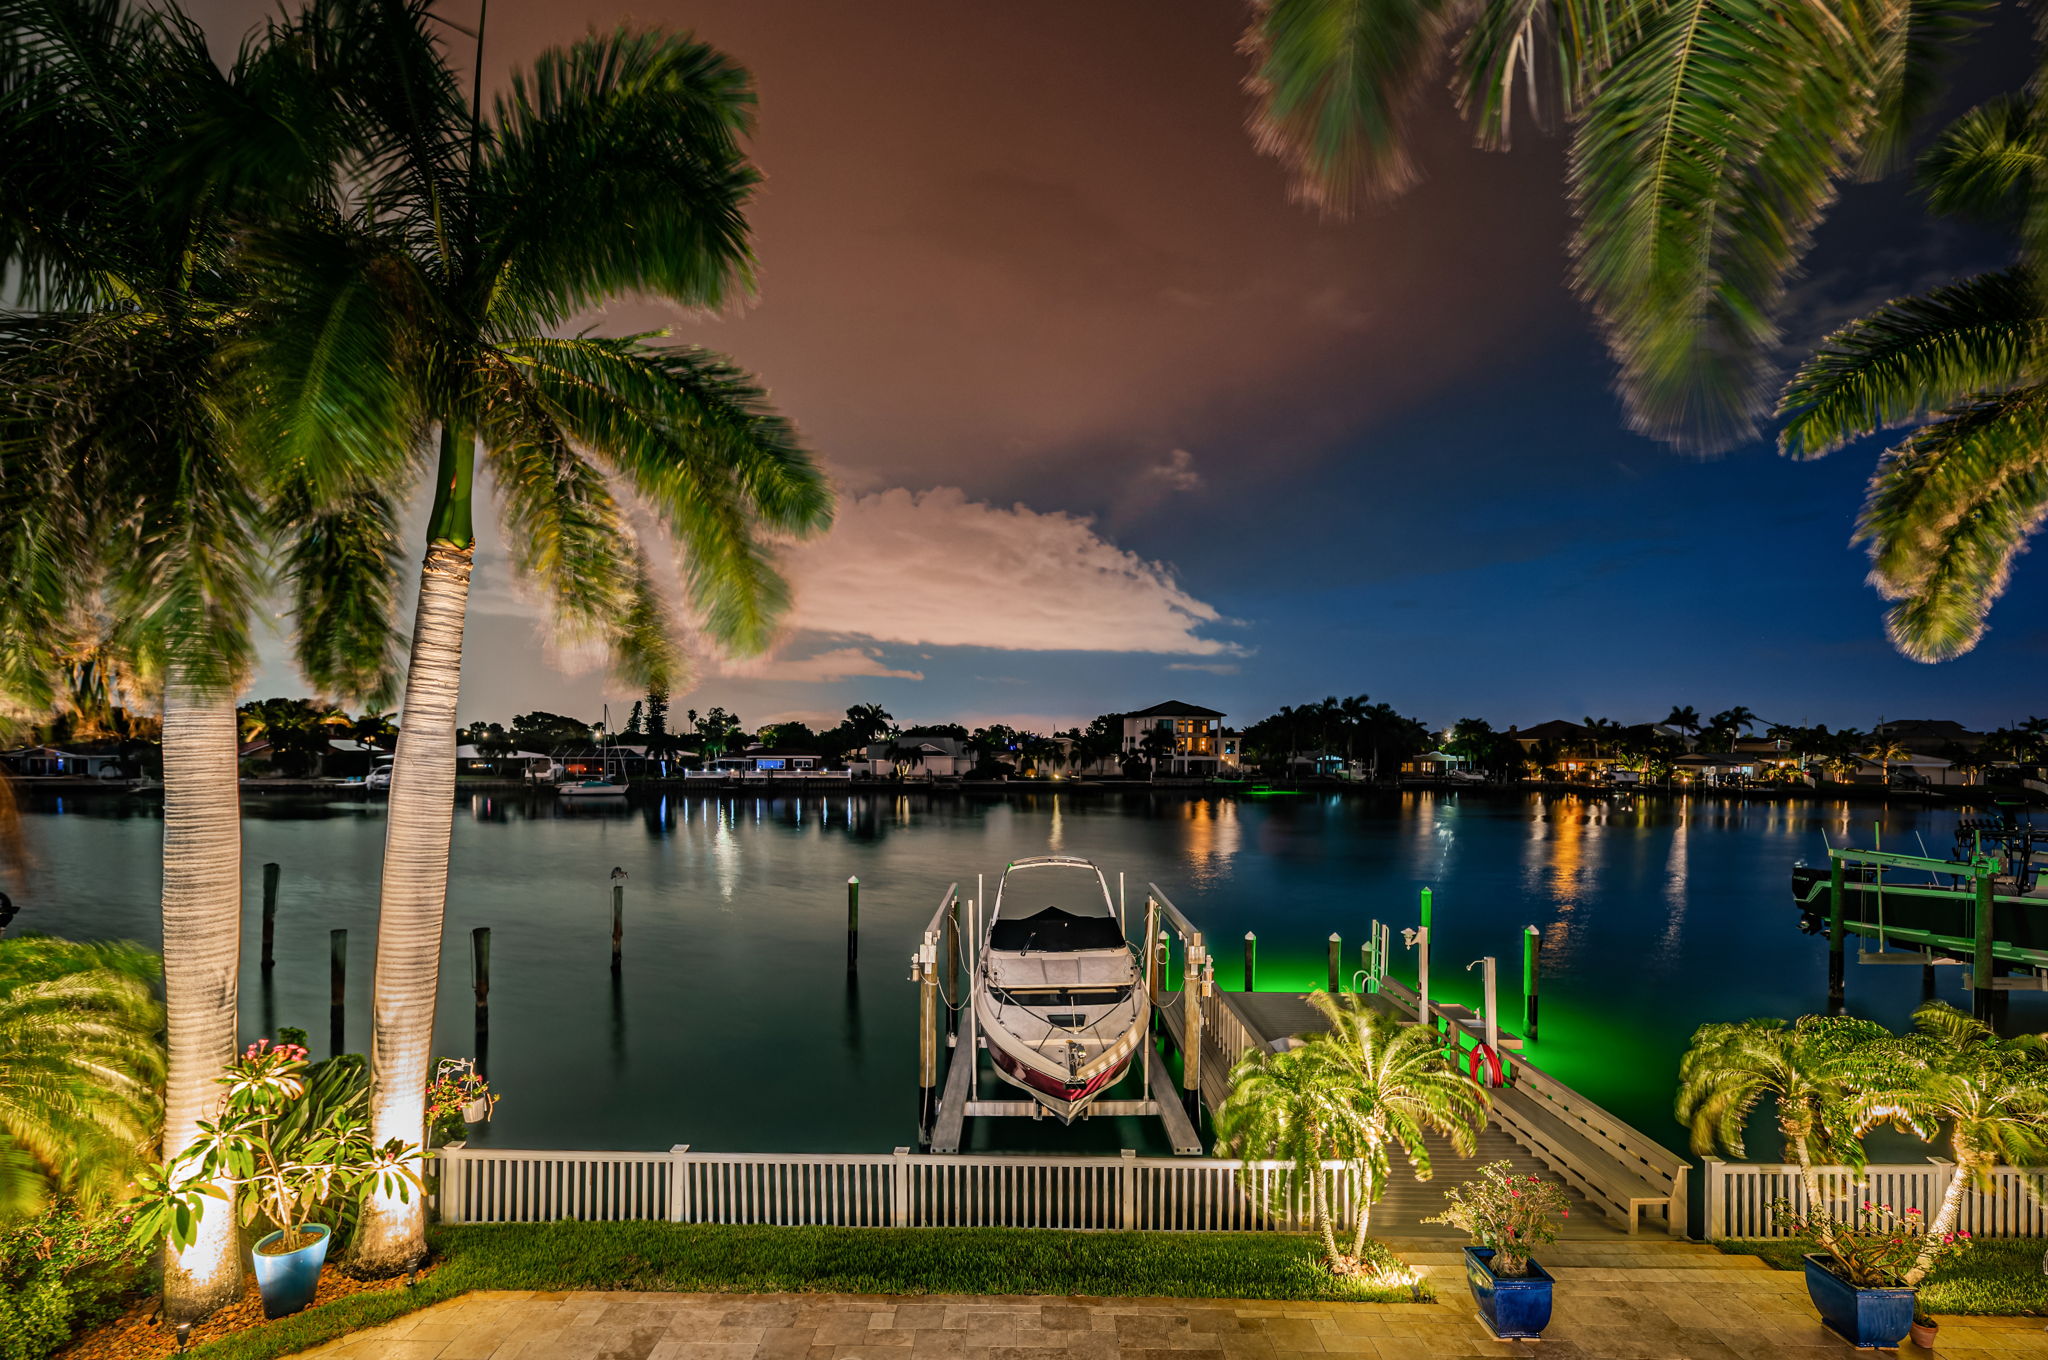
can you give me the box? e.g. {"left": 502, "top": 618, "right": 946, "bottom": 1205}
{"left": 990, "top": 906, "right": 1125, "bottom": 953}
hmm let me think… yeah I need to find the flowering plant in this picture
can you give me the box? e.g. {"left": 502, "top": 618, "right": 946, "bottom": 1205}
{"left": 1422, "top": 1161, "right": 1570, "bottom": 1276}
{"left": 127, "top": 1039, "right": 421, "bottom": 1255}
{"left": 1770, "top": 1198, "right": 1970, "bottom": 1288}
{"left": 426, "top": 1060, "right": 496, "bottom": 1146}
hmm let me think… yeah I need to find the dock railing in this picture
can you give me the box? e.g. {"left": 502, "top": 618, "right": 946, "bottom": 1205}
{"left": 1702, "top": 1159, "right": 2048, "bottom": 1238}
{"left": 437, "top": 1145, "right": 1363, "bottom": 1232}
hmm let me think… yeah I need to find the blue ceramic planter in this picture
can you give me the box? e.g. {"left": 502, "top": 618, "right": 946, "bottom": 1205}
{"left": 1801, "top": 1254, "right": 1914, "bottom": 1349}
{"left": 1463, "top": 1247, "right": 1554, "bottom": 1340}
{"left": 251, "top": 1223, "right": 331, "bottom": 1319}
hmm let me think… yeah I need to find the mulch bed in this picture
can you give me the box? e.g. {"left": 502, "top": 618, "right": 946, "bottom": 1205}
{"left": 59, "top": 1260, "right": 440, "bottom": 1359}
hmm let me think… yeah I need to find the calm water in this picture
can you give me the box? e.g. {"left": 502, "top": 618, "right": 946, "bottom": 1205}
{"left": 11, "top": 788, "right": 2037, "bottom": 1155}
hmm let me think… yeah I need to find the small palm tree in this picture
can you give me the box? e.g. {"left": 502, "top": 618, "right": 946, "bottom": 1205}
{"left": 1306, "top": 992, "right": 1487, "bottom": 1256}
{"left": 0, "top": 937, "right": 163, "bottom": 1221}
{"left": 1865, "top": 1003, "right": 2048, "bottom": 1287}
{"left": 1676, "top": 1015, "right": 1893, "bottom": 1258}
{"left": 1215, "top": 1039, "right": 1369, "bottom": 1268}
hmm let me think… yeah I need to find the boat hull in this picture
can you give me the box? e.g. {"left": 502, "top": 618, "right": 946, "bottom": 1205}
{"left": 987, "top": 1042, "right": 1135, "bottom": 1122}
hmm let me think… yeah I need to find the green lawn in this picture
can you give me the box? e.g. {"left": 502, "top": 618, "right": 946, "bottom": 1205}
{"left": 1715, "top": 1237, "right": 2048, "bottom": 1316}
{"left": 188, "top": 1222, "right": 1427, "bottom": 1360}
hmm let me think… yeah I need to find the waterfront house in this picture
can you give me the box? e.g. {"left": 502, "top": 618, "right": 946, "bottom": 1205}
{"left": 1873, "top": 717, "right": 1986, "bottom": 758}
{"left": 1400, "top": 749, "right": 1473, "bottom": 780}
{"left": 859, "top": 737, "right": 974, "bottom": 778}
{"left": 0, "top": 745, "right": 125, "bottom": 779}
{"left": 1118, "top": 701, "right": 1235, "bottom": 776}
{"left": 1672, "top": 752, "right": 1758, "bottom": 785}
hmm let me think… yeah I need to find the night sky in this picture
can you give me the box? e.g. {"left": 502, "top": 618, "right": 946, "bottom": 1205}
{"left": 213, "top": 0, "right": 2045, "bottom": 734}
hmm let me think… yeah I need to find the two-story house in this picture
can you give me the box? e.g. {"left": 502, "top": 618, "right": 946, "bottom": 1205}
{"left": 1119, "top": 701, "right": 1237, "bottom": 776}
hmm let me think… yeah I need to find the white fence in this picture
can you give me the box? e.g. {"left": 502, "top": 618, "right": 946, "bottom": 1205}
{"left": 1702, "top": 1159, "right": 2048, "bottom": 1239}
{"left": 437, "top": 1146, "right": 1363, "bottom": 1233}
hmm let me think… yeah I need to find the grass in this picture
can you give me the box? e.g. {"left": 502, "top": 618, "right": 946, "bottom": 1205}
{"left": 185, "top": 1222, "right": 1429, "bottom": 1360}
{"left": 1715, "top": 1237, "right": 2047, "bottom": 1316}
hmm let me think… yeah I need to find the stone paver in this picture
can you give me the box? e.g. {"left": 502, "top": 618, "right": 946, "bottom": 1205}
{"left": 288, "top": 1242, "right": 2048, "bottom": 1360}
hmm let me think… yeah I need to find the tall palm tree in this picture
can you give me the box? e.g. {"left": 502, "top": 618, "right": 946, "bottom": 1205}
{"left": 251, "top": 0, "right": 831, "bottom": 1272}
{"left": 1215, "top": 1038, "right": 1371, "bottom": 1268}
{"left": 1865, "top": 1003, "right": 2048, "bottom": 1285}
{"left": 1662, "top": 706, "right": 1701, "bottom": 740}
{"left": 0, "top": 0, "right": 399, "bottom": 1317}
{"left": 1675, "top": 1015, "right": 1892, "bottom": 1258}
{"left": 0, "top": 936, "right": 163, "bottom": 1221}
{"left": 1305, "top": 992, "right": 1486, "bottom": 1255}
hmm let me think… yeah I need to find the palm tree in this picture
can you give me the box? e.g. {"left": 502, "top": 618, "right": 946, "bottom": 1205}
{"left": 1138, "top": 724, "right": 1178, "bottom": 780}
{"left": 1215, "top": 1038, "right": 1370, "bottom": 1268}
{"left": 0, "top": 0, "right": 398, "bottom": 1317}
{"left": 1305, "top": 992, "right": 1486, "bottom": 1256}
{"left": 0, "top": 937, "right": 163, "bottom": 1221}
{"left": 1865, "top": 734, "right": 1912, "bottom": 784}
{"left": 248, "top": 2, "right": 832, "bottom": 1272}
{"left": 1675, "top": 1015, "right": 1892, "bottom": 1259}
{"left": 1663, "top": 706, "right": 1702, "bottom": 741}
{"left": 1865, "top": 1003, "right": 2048, "bottom": 1286}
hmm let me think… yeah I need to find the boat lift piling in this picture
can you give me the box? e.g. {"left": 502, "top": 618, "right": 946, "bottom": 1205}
{"left": 471, "top": 927, "right": 491, "bottom": 1077}
{"left": 328, "top": 929, "right": 346, "bottom": 1056}
{"left": 847, "top": 877, "right": 860, "bottom": 965}
{"left": 260, "top": 862, "right": 280, "bottom": 970}
{"left": 1523, "top": 926, "right": 1542, "bottom": 1043}
{"left": 1327, "top": 933, "right": 1342, "bottom": 993}
{"left": 1242, "top": 932, "right": 1256, "bottom": 991}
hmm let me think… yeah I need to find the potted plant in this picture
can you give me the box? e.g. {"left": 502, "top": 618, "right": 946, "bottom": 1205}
{"left": 1424, "top": 1162, "right": 1569, "bottom": 1340}
{"left": 1910, "top": 1313, "right": 1938, "bottom": 1349}
{"left": 428, "top": 1060, "right": 497, "bottom": 1140}
{"left": 129, "top": 1039, "right": 422, "bottom": 1318}
{"left": 1771, "top": 1199, "right": 1969, "bottom": 1349}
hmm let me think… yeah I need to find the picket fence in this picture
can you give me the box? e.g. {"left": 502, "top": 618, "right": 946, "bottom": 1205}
{"left": 1702, "top": 1158, "right": 2048, "bottom": 1238}
{"left": 435, "top": 1146, "right": 1365, "bottom": 1233}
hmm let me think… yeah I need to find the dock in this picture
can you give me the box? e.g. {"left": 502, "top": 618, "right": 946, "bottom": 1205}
{"left": 914, "top": 877, "right": 1689, "bottom": 1238}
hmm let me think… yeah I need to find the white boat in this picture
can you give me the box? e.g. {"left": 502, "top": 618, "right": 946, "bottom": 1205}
{"left": 557, "top": 704, "right": 629, "bottom": 799}
{"left": 971, "top": 855, "right": 1148, "bottom": 1122}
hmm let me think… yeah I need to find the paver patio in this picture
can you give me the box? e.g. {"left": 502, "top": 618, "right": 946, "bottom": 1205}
{"left": 289, "top": 1240, "right": 2048, "bottom": 1360}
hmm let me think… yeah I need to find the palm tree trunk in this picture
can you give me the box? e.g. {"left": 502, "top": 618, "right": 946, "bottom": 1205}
{"left": 1348, "top": 1161, "right": 1373, "bottom": 1260}
{"left": 1785, "top": 1119, "right": 1844, "bottom": 1262}
{"left": 1904, "top": 1147, "right": 1976, "bottom": 1287}
{"left": 159, "top": 673, "right": 244, "bottom": 1321}
{"left": 351, "top": 541, "right": 472, "bottom": 1275}
{"left": 1312, "top": 1160, "right": 1341, "bottom": 1268}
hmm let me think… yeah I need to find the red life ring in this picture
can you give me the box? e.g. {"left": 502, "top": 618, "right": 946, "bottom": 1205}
{"left": 1468, "top": 1043, "right": 1504, "bottom": 1088}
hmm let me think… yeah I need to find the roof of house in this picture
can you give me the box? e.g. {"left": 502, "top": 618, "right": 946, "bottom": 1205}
{"left": 1873, "top": 718, "right": 1982, "bottom": 741}
{"left": 1512, "top": 719, "right": 1590, "bottom": 743}
{"left": 1124, "top": 700, "right": 1225, "bottom": 720}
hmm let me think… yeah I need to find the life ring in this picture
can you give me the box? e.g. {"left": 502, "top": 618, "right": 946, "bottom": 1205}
{"left": 1468, "top": 1043, "right": 1504, "bottom": 1088}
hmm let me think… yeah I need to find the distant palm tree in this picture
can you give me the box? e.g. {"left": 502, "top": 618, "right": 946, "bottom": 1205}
{"left": 1663, "top": 706, "right": 1702, "bottom": 740}
{"left": 246, "top": 2, "right": 832, "bottom": 1272}
{"left": 1675, "top": 1015, "right": 1891, "bottom": 1260}
{"left": 1865, "top": 1004, "right": 2048, "bottom": 1286}
{"left": 1865, "top": 735, "right": 1912, "bottom": 784}
{"left": 1306, "top": 993, "right": 1486, "bottom": 1256}
{"left": 0, "top": 937, "right": 163, "bottom": 1221}
{"left": 1138, "top": 725, "right": 1178, "bottom": 780}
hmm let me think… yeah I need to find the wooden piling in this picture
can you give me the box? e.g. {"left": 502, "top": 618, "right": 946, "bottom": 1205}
{"left": 611, "top": 883, "right": 624, "bottom": 974}
{"left": 1327, "top": 933, "right": 1341, "bottom": 993}
{"left": 328, "top": 928, "right": 346, "bottom": 1055}
{"left": 1181, "top": 943, "right": 1204, "bottom": 1121}
{"left": 917, "top": 941, "right": 938, "bottom": 1133}
{"left": 1242, "top": 932, "right": 1256, "bottom": 991}
{"left": 1827, "top": 858, "right": 1846, "bottom": 1012}
{"left": 1973, "top": 869, "right": 1995, "bottom": 1022}
{"left": 472, "top": 926, "right": 491, "bottom": 1078}
{"left": 847, "top": 876, "right": 860, "bottom": 965}
{"left": 1523, "top": 925, "right": 1542, "bottom": 1043}
{"left": 260, "top": 862, "right": 280, "bottom": 970}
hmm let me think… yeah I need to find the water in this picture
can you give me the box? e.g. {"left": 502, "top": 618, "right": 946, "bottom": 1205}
{"left": 10, "top": 787, "right": 2037, "bottom": 1156}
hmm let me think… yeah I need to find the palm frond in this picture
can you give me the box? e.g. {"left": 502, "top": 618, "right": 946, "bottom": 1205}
{"left": 1777, "top": 269, "right": 2043, "bottom": 459}
{"left": 1569, "top": 0, "right": 1887, "bottom": 450}
{"left": 477, "top": 27, "right": 760, "bottom": 328}
{"left": 1239, "top": 0, "right": 1462, "bottom": 215}
{"left": 1919, "top": 95, "right": 2041, "bottom": 226}
{"left": 1854, "top": 388, "right": 2048, "bottom": 660}
{"left": 1454, "top": 0, "right": 1633, "bottom": 151}
{"left": 1856, "top": 0, "right": 1993, "bottom": 179}
{"left": 502, "top": 334, "right": 829, "bottom": 656}
{"left": 273, "top": 485, "right": 406, "bottom": 707}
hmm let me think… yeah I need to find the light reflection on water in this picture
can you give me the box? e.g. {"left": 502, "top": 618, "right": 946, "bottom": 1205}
{"left": 6, "top": 786, "right": 2037, "bottom": 1154}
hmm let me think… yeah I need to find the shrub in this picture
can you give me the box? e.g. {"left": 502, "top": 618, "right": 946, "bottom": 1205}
{"left": 0, "top": 1202, "right": 143, "bottom": 1360}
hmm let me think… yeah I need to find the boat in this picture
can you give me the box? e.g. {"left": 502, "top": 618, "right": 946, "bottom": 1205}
{"left": 557, "top": 704, "right": 628, "bottom": 800}
{"left": 971, "top": 855, "right": 1148, "bottom": 1122}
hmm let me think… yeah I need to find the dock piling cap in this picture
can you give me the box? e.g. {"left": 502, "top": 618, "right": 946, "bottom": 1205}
{"left": 848, "top": 876, "right": 859, "bottom": 884}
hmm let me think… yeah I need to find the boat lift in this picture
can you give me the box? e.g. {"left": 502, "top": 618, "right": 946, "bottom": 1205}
{"left": 911, "top": 877, "right": 1204, "bottom": 1156}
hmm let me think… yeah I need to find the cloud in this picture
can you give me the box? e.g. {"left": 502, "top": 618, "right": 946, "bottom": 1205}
{"left": 1143, "top": 448, "right": 1204, "bottom": 493}
{"left": 1167, "top": 661, "right": 1240, "bottom": 675}
{"left": 718, "top": 646, "right": 925, "bottom": 684}
{"left": 780, "top": 487, "right": 1234, "bottom": 655}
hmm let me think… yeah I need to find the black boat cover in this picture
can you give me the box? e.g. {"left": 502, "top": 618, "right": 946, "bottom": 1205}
{"left": 991, "top": 905, "right": 1126, "bottom": 953}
